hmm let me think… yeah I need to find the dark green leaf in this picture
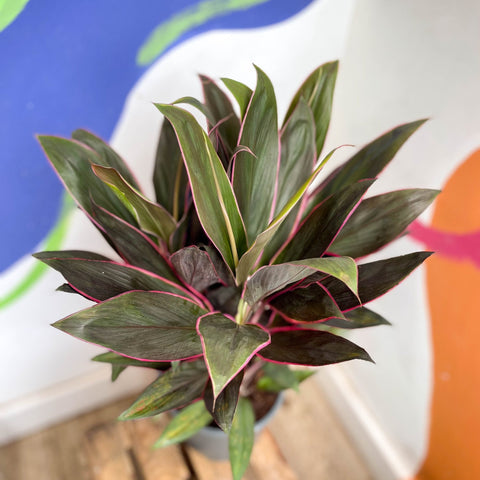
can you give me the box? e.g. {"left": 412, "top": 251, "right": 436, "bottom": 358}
{"left": 244, "top": 256, "right": 358, "bottom": 306}
{"left": 72, "top": 129, "right": 140, "bottom": 190}
{"left": 93, "top": 165, "right": 176, "bottom": 241}
{"left": 204, "top": 245, "right": 236, "bottom": 286}
{"left": 284, "top": 60, "right": 338, "bottom": 156}
{"left": 56, "top": 283, "right": 78, "bottom": 294}
{"left": 197, "top": 313, "right": 270, "bottom": 399}
{"left": 310, "top": 120, "right": 427, "bottom": 206}
{"left": 92, "top": 351, "right": 170, "bottom": 370}
{"left": 153, "top": 118, "right": 188, "bottom": 220}
{"left": 41, "top": 250, "right": 110, "bottom": 261}
{"left": 330, "top": 189, "right": 440, "bottom": 257}
{"left": 171, "top": 246, "right": 223, "bottom": 292}
{"left": 37, "top": 136, "right": 136, "bottom": 224}
{"left": 154, "top": 401, "right": 212, "bottom": 448}
{"left": 323, "top": 307, "right": 391, "bottom": 329}
{"left": 34, "top": 252, "right": 192, "bottom": 302}
{"left": 270, "top": 283, "right": 345, "bottom": 323}
{"left": 221, "top": 77, "right": 253, "bottom": 119}
{"left": 322, "top": 252, "right": 434, "bottom": 310}
{"left": 235, "top": 147, "right": 340, "bottom": 284}
{"left": 200, "top": 74, "right": 241, "bottom": 165}
{"left": 93, "top": 351, "right": 170, "bottom": 381}
{"left": 232, "top": 66, "right": 279, "bottom": 243}
{"left": 156, "top": 104, "right": 248, "bottom": 272}
{"left": 274, "top": 179, "right": 375, "bottom": 263}
{"left": 204, "top": 371, "right": 244, "bottom": 432}
{"left": 119, "top": 360, "right": 208, "bottom": 419}
{"left": 229, "top": 397, "right": 255, "bottom": 480}
{"left": 261, "top": 99, "right": 316, "bottom": 260}
{"left": 258, "top": 330, "right": 373, "bottom": 366}
{"left": 172, "top": 96, "right": 215, "bottom": 124}
{"left": 53, "top": 291, "right": 207, "bottom": 361}
{"left": 90, "top": 202, "right": 177, "bottom": 280}
{"left": 110, "top": 365, "right": 126, "bottom": 381}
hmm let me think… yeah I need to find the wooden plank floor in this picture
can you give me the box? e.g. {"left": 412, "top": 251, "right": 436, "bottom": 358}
{"left": 0, "top": 379, "right": 373, "bottom": 480}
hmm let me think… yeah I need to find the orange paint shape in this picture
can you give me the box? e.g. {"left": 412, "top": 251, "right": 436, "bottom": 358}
{"left": 414, "top": 149, "right": 480, "bottom": 480}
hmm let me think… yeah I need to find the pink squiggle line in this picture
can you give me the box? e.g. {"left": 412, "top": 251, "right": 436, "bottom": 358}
{"left": 409, "top": 220, "right": 480, "bottom": 269}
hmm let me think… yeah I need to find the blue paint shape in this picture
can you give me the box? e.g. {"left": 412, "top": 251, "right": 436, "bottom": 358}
{"left": 0, "top": 0, "right": 315, "bottom": 272}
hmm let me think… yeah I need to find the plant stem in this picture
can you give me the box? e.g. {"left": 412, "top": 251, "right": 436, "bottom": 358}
{"left": 234, "top": 297, "right": 249, "bottom": 325}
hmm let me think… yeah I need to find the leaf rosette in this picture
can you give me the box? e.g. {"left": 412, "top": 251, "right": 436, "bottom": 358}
{"left": 36, "top": 61, "right": 437, "bottom": 479}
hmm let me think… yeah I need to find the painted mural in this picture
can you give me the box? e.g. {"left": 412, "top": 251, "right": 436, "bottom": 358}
{"left": 410, "top": 151, "right": 480, "bottom": 479}
{"left": 0, "top": 0, "right": 314, "bottom": 308}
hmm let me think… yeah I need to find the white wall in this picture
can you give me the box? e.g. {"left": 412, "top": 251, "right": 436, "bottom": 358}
{"left": 320, "top": 1, "right": 480, "bottom": 477}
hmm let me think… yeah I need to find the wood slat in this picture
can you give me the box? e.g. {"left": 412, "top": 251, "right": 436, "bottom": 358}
{"left": 124, "top": 417, "right": 190, "bottom": 480}
{"left": 269, "top": 379, "right": 373, "bottom": 480}
{"left": 184, "top": 428, "right": 298, "bottom": 480}
{"left": 0, "top": 377, "right": 373, "bottom": 480}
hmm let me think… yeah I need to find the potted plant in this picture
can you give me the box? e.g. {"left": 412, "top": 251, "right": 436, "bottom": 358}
{"left": 35, "top": 61, "right": 437, "bottom": 479}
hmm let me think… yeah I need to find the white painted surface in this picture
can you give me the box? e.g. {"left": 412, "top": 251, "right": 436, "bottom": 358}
{"left": 321, "top": 0, "right": 480, "bottom": 476}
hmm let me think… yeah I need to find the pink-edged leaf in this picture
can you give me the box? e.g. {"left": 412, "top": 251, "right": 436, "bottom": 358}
{"left": 93, "top": 351, "right": 170, "bottom": 380}
{"left": 221, "top": 77, "right": 253, "bottom": 120}
{"left": 309, "top": 120, "right": 427, "bottom": 207}
{"left": 322, "top": 251, "right": 434, "bottom": 310}
{"left": 33, "top": 252, "right": 192, "bottom": 302}
{"left": 322, "top": 307, "right": 391, "bottom": 329}
{"left": 260, "top": 98, "right": 316, "bottom": 261}
{"left": 244, "top": 256, "right": 358, "bottom": 306}
{"left": 92, "top": 351, "right": 170, "bottom": 370}
{"left": 329, "top": 188, "right": 440, "bottom": 258}
{"left": 93, "top": 165, "right": 176, "bottom": 241}
{"left": 229, "top": 397, "right": 255, "bottom": 480}
{"left": 172, "top": 96, "right": 216, "bottom": 124}
{"left": 119, "top": 360, "right": 208, "bottom": 419}
{"left": 232, "top": 65, "right": 279, "bottom": 243}
{"left": 153, "top": 118, "right": 188, "bottom": 220}
{"left": 204, "top": 371, "right": 244, "bottom": 432}
{"left": 258, "top": 329, "right": 373, "bottom": 366}
{"left": 235, "top": 147, "right": 340, "bottom": 284}
{"left": 53, "top": 291, "right": 207, "bottom": 361}
{"left": 90, "top": 202, "right": 177, "bottom": 280}
{"left": 37, "top": 135, "right": 136, "bottom": 224}
{"left": 155, "top": 104, "right": 247, "bottom": 273}
{"left": 269, "top": 283, "right": 345, "bottom": 323}
{"left": 72, "top": 129, "right": 140, "bottom": 190}
{"left": 171, "top": 246, "right": 224, "bottom": 292}
{"left": 200, "top": 74, "right": 241, "bottom": 165}
{"left": 197, "top": 312, "right": 270, "bottom": 400}
{"left": 204, "top": 245, "right": 236, "bottom": 286}
{"left": 56, "top": 283, "right": 79, "bottom": 295}
{"left": 274, "top": 179, "right": 375, "bottom": 264}
{"left": 283, "top": 61, "right": 338, "bottom": 155}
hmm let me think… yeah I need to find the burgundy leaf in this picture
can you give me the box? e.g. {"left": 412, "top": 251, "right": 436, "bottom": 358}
{"left": 258, "top": 329, "right": 373, "bottom": 366}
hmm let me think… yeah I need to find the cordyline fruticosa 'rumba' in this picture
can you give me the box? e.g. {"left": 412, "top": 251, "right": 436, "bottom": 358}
{"left": 35, "top": 61, "right": 437, "bottom": 480}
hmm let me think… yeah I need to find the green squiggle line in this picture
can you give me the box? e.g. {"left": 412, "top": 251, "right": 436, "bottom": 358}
{"left": 137, "top": 0, "right": 270, "bottom": 66}
{"left": 0, "top": 0, "right": 31, "bottom": 32}
{"left": 0, "top": 194, "right": 75, "bottom": 310}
